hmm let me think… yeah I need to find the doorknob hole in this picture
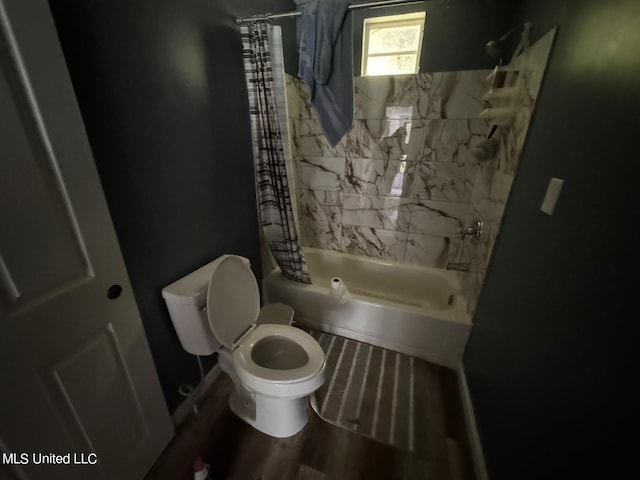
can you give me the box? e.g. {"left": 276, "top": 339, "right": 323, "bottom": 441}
{"left": 107, "top": 284, "right": 122, "bottom": 299}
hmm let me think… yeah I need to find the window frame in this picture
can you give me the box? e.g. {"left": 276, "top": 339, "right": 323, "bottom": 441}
{"left": 361, "top": 11, "right": 427, "bottom": 77}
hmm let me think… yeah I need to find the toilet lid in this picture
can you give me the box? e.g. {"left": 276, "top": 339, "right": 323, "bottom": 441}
{"left": 206, "top": 256, "right": 260, "bottom": 349}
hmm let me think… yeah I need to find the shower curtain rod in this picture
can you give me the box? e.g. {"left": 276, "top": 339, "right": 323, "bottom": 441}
{"left": 235, "top": 0, "right": 425, "bottom": 25}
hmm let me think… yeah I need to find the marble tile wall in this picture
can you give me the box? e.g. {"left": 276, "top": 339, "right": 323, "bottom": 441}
{"left": 284, "top": 27, "right": 556, "bottom": 317}
{"left": 286, "top": 71, "right": 490, "bottom": 267}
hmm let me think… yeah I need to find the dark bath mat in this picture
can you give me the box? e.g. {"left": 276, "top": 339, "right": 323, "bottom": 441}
{"left": 309, "top": 330, "right": 430, "bottom": 460}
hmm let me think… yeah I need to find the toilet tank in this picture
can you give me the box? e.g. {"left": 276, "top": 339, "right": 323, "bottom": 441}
{"left": 162, "top": 255, "right": 251, "bottom": 355}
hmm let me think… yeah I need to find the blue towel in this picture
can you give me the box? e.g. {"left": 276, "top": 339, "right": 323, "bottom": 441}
{"left": 298, "top": 0, "right": 353, "bottom": 147}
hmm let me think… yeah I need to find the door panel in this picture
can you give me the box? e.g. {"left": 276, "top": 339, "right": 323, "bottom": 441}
{"left": 0, "top": 1, "right": 173, "bottom": 479}
{"left": 48, "top": 324, "right": 148, "bottom": 476}
{"left": 0, "top": 39, "right": 90, "bottom": 313}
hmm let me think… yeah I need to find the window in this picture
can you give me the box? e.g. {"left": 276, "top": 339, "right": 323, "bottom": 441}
{"left": 361, "top": 12, "right": 426, "bottom": 76}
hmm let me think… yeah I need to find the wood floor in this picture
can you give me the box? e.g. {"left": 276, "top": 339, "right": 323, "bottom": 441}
{"left": 145, "top": 360, "right": 475, "bottom": 480}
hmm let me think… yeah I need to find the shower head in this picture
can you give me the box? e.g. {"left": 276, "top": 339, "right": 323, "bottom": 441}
{"left": 485, "top": 40, "right": 501, "bottom": 59}
{"left": 485, "top": 28, "right": 515, "bottom": 59}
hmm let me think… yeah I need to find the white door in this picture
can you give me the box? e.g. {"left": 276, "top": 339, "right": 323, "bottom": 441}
{"left": 0, "top": 1, "right": 173, "bottom": 479}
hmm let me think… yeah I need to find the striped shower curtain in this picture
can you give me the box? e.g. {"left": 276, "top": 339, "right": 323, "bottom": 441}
{"left": 240, "top": 20, "right": 311, "bottom": 283}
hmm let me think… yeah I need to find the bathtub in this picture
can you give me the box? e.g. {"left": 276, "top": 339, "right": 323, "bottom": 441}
{"left": 262, "top": 248, "right": 471, "bottom": 368}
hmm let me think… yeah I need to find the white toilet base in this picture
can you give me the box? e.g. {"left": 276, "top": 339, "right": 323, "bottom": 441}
{"left": 229, "top": 389, "right": 310, "bottom": 438}
{"left": 219, "top": 349, "right": 313, "bottom": 438}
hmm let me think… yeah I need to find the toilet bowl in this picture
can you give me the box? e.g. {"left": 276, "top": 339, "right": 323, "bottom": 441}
{"left": 162, "top": 255, "right": 326, "bottom": 438}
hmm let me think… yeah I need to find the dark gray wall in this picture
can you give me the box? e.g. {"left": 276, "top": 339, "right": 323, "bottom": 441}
{"left": 463, "top": 0, "right": 639, "bottom": 477}
{"left": 352, "top": 0, "right": 518, "bottom": 75}
{"left": 48, "top": 0, "right": 294, "bottom": 412}
{"left": 280, "top": 0, "right": 518, "bottom": 76}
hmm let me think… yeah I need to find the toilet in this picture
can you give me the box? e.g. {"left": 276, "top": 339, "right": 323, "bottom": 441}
{"left": 161, "top": 255, "right": 326, "bottom": 438}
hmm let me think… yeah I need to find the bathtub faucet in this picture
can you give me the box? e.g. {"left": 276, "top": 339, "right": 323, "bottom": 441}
{"left": 445, "top": 262, "right": 471, "bottom": 272}
{"left": 463, "top": 220, "right": 483, "bottom": 240}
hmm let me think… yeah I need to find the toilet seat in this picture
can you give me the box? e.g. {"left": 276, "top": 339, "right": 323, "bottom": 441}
{"left": 206, "top": 256, "right": 325, "bottom": 394}
{"left": 233, "top": 324, "right": 326, "bottom": 384}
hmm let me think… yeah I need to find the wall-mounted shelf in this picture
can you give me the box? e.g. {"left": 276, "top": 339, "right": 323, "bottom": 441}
{"left": 481, "top": 23, "right": 531, "bottom": 125}
{"left": 483, "top": 85, "right": 521, "bottom": 101}
{"left": 479, "top": 106, "right": 518, "bottom": 126}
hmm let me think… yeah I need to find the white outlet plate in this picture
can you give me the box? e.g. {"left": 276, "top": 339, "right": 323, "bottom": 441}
{"left": 541, "top": 177, "right": 564, "bottom": 215}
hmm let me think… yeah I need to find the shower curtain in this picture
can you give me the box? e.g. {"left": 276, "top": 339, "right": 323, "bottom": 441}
{"left": 240, "top": 20, "right": 311, "bottom": 283}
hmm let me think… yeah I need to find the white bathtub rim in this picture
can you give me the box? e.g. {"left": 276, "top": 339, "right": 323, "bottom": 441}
{"left": 264, "top": 268, "right": 471, "bottom": 327}
{"left": 303, "top": 248, "right": 464, "bottom": 310}
{"left": 303, "top": 246, "right": 460, "bottom": 281}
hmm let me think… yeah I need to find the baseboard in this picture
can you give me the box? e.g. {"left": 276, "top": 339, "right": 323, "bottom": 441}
{"left": 170, "top": 363, "right": 222, "bottom": 428}
{"left": 457, "top": 363, "right": 489, "bottom": 480}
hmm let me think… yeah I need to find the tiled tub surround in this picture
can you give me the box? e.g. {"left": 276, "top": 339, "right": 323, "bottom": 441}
{"left": 284, "top": 28, "right": 556, "bottom": 315}
{"left": 286, "top": 73, "right": 490, "bottom": 266}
